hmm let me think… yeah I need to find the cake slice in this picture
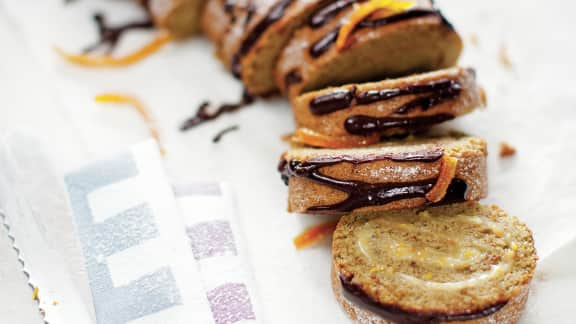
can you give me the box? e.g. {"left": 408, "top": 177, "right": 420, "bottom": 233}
{"left": 213, "top": 0, "right": 333, "bottom": 95}
{"left": 276, "top": 0, "right": 462, "bottom": 97}
{"left": 332, "top": 203, "right": 537, "bottom": 324}
{"left": 146, "top": 0, "right": 207, "bottom": 37}
{"left": 201, "top": 0, "right": 241, "bottom": 43}
{"left": 278, "top": 134, "right": 487, "bottom": 215}
{"left": 290, "top": 67, "right": 485, "bottom": 148}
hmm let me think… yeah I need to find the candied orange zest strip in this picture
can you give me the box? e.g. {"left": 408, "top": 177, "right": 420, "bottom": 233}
{"left": 54, "top": 31, "right": 172, "bottom": 67}
{"left": 336, "top": 0, "right": 415, "bottom": 51}
{"left": 425, "top": 156, "right": 458, "bottom": 202}
{"left": 95, "top": 93, "right": 166, "bottom": 155}
{"left": 294, "top": 220, "right": 339, "bottom": 250}
{"left": 292, "top": 128, "right": 379, "bottom": 148}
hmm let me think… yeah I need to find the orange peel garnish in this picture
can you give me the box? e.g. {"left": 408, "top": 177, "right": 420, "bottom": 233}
{"left": 291, "top": 128, "right": 380, "bottom": 148}
{"left": 425, "top": 155, "right": 458, "bottom": 202}
{"left": 336, "top": 0, "right": 415, "bottom": 51}
{"left": 55, "top": 31, "right": 172, "bottom": 67}
{"left": 294, "top": 220, "right": 339, "bottom": 250}
{"left": 94, "top": 93, "right": 166, "bottom": 155}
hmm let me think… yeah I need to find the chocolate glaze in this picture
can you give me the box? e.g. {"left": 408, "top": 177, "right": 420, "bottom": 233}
{"left": 339, "top": 274, "right": 507, "bottom": 324}
{"left": 232, "top": 0, "right": 294, "bottom": 78}
{"left": 310, "top": 87, "right": 355, "bottom": 114}
{"left": 344, "top": 114, "right": 455, "bottom": 135}
{"left": 245, "top": 3, "right": 258, "bottom": 26}
{"left": 83, "top": 12, "right": 153, "bottom": 54}
{"left": 310, "top": 27, "right": 339, "bottom": 58}
{"left": 393, "top": 87, "right": 461, "bottom": 114}
{"left": 212, "top": 125, "right": 240, "bottom": 143}
{"left": 278, "top": 151, "right": 468, "bottom": 213}
{"left": 309, "top": 8, "right": 449, "bottom": 59}
{"left": 180, "top": 91, "right": 254, "bottom": 131}
{"left": 284, "top": 69, "right": 303, "bottom": 90}
{"left": 357, "top": 79, "right": 460, "bottom": 106}
{"left": 308, "top": 0, "right": 356, "bottom": 28}
{"left": 310, "top": 79, "right": 461, "bottom": 116}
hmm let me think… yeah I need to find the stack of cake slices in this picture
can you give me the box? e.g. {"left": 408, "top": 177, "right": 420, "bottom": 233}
{"left": 142, "top": 0, "right": 538, "bottom": 322}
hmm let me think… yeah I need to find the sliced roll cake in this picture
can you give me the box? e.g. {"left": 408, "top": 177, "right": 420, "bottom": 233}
{"left": 276, "top": 0, "right": 463, "bottom": 97}
{"left": 213, "top": 0, "right": 334, "bottom": 95}
{"left": 278, "top": 135, "right": 487, "bottom": 215}
{"left": 290, "top": 67, "right": 485, "bottom": 148}
{"left": 146, "top": 0, "right": 207, "bottom": 37}
{"left": 332, "top": 203, "right": 538, "bottom": 324}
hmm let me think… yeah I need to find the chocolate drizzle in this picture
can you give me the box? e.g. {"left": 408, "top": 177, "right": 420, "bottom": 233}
{"left": 180, "top": 91, "right": 254, "bottom": 131}
{"left": 309, "top": 9, "right": 448, "bottom": 58}
{"left": 307, "top": 79, "right": 461, "bottom": 135}
{"left": 83, "top": 12, "right": 154, "bottom": 54}
{"left": 212, "top": 125, "right": 240, "bottom": 143}
{"left": 232, "top": 0, "right": 294, "bottom": 78}
{"left": 245, "top": 3, "right": 258, "bottom": 26}
{"left": 344, "top": 114, "right": 455, "bottom": 135}
{"left": 357, "top": 79, "right": 461, "bottom": 107}
{"left": 311, "top": 79, "right": 461, "bottom": 115}
{"left": 284, "top": 69, "right": 303, "bottom": 90}
{"left": 310, "top": 87, "right": 355, "bottom": 114}
{"left": 310, "top": 27, "right": 340, "bottom": 58}
{"left": 339, "top": 274, "right": 507, "bottom": 324}
{"left": 308, "top": 0, "right": 357, "bottom": 28}
{"left": 278, "top": 151, "right": 468, "bottom": 213}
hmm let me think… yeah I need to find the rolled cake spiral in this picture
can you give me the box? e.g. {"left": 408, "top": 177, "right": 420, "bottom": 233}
{"left": 332, "top": 203, "right": 537, "bottom": 324}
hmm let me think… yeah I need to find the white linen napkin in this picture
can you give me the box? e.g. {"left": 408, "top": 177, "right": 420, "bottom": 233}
{"left": 0, "top": 132, "right": 261, "bottom": 324}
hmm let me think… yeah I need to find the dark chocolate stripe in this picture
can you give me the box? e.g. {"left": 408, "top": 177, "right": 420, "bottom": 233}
{"left": 244, "top": 3, "right": 257, "bottom": 26}
{"left": 232, "top": 0, "right": 294, "bottom": 78}
{"left": 284, "top": 69, "right": 303, "bottom": 90}
{"left": 308, "top": 0, "right": 357, "bottom": 28}
{"left": 278, "top": 151, "right": 467, "bottom": 213}
{"left": 310, "top": 87, "right": 355, "bottom": 114}
{"left": 310, "top": 27, "right": 340, "bottom": 58}
{"left": 356, "top": 79, "right": 460, "bottom": 106}
{"left": 340, "top": 274, "right": 507, "bottom": 324}
{"left": 310, "top": 79, "right": 461, "bottom": 115}
{"left": 83, "top": 13, "right": 153, "bottom": 54}
{"left": 180, "top": 91, "right": 254, "bottom": 131}
{"left": 393, "top": 89, "right": 460, "bottom": 115}
{"left": 344, "top": 114, "right": 455, "bottom": 135}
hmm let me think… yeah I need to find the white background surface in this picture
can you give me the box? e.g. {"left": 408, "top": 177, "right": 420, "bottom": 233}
{"left": 0, "top": 0, "right": 575, "bottom": 323}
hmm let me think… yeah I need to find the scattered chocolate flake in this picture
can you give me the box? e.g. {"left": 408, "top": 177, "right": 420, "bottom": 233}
{"left": 499, "top": 142, "right": 517, "bottom": 158}
{"left": 499, "top": 45, "right": 513, "bottom": 70}
{"left": 212, "top": 125, "right": 240, "bottom": 143}
{"left": 83, "top": 12, "right": 154, "bottom": 54}
{"left": 180, "top": 90, "right": 254, "bottom": 131}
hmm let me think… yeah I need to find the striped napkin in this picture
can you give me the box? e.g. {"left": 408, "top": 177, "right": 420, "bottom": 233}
{"left": 0, "top": 132, "right": 261, "bottom": 324}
